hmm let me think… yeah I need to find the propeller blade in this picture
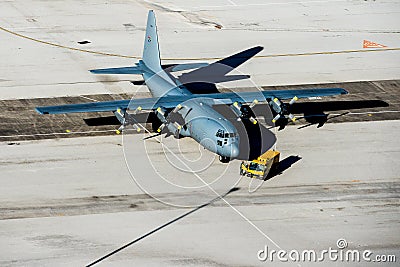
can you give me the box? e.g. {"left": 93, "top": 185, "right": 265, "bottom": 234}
{"left": 132, "top": 124, "right": 141, "bottom": 132}
{"left": 172, "top": 104, "right": 183, "bottom": 113}
{"left": 156, "top": 107, "right": 166, "bottom": 117}
{"left": 132, "top": 106, "right": 142, "bottom": 114}
{"left": 273, "top": 97, "right": 282, "bottom": 106}
{"left": 173, "top": 122, "right": 182, "bottom": 130}
{"left": 289, "top": 96, "right": 298, "bottom": 105}
{"left": 272, "top": 116, "right": 279, "bottom": 124}
{"left": 288, "top": 113, "right": 296, "bottom": 122}
{"left": 272, "top": 114, "right": 281, "bottom": 123}
{"left": 157, "top": 123, "right": 166, "bottom": 133}
{"left": 230, "top": 102, "right": 243, "bottom": 119}
{"left": 249, "top": 116, "right": 258, "bottom": 124}
{"left": 232, "top": 101, "right": 240, "bottom": 110}
{"left": 115, "top": 124, "right": 125, "bottom": 134}
{"left": 249, "top": 99, "right": 259, "bottom": 109}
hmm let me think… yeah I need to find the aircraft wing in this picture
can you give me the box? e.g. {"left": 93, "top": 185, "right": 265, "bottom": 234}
{"left": 209, "top": 87, "right": 348, "bottom": 103}
{"left": 35, "top": 88, "right": 347, "bottom": 114}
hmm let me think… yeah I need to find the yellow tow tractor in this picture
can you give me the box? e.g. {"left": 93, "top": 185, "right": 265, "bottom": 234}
{"left": 240, "top": 150, "right": 280, "bottom": 180}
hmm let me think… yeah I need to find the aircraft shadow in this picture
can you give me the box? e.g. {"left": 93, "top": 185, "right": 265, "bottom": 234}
{"left": 266, "top": 155, "right": 302, "bottom": 180}
{"left": 291, "top": 99, "right": 389, "bottom": 128}
{"left": 291, "top": 99, "right": 388, "bottom": 114}
{"left": 253, "top": 99, "right": 389, "bottom": 130}
{"left": 84, "top": 113, "right": 153, "bottom": 126}
{"left": 177, "top": 46, "right": 263, "bottom": 94}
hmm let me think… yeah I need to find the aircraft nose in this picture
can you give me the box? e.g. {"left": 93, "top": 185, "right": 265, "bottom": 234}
{"left": 230, "top": 143, "right": 239, "bottom": 158}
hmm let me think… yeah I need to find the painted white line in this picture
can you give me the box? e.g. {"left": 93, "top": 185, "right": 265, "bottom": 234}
{"left": 122, "top": 116, "right": 284, "bottom": 250}
{"left": 304, "top": 110, "right": 400, "bottom": 117}
{"left": 0, "top": 130, "right": 116, "bottom": 139}
{"left": 145, "top": 134, "right": 284, "bottom": 250}
{"left": 80, "top": 96, "right": 99, "bottom": 102}
{"left": 348, "top": 110, "right": 400, "bottom": 115}
{"left": 226, "top": 0, "right": 238, "bottom": 6}
{"left": 198, "top": 0, "right": 347, "bottom": 8}
{"left": 3, "top": 110, "right": 398, "bottom": 139}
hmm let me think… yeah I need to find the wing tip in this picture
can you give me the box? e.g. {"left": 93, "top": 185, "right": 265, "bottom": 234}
{"left": 35, "top": 107, "right": 48, "bottom": 114}
{"left": 35, "top": 107, "right": 43, "bottom": 114}
{"left": 89, "top": 69, "right": 103, "bottom": 74}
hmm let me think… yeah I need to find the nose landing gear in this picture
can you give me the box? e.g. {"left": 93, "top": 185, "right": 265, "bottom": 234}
{"left": 219, "top": 156, "right": 231, "bottom": 163}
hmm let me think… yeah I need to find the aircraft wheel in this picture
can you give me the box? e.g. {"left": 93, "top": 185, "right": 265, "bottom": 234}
{"left": 219, "top": 156, "right": 230, "bottom": 163}
{"left": 151, "top": 117, "right": 163, "bottom": 132}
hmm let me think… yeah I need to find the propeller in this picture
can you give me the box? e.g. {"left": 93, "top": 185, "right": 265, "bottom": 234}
{"left": 270, "top": 96, "right": 298, "bottom": 124}
{"left": 231, "top": 99, "right": 259, "bottom": 124}
{"left": 155, "top": 106, "right": 184, "bottom": 138}
{"left": 115, "top": 106, "right": 143, "bottom": 134}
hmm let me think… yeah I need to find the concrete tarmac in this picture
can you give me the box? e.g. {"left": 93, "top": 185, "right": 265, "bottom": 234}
{"left": 0, "top": 120, "right": 399, "bottom": 266}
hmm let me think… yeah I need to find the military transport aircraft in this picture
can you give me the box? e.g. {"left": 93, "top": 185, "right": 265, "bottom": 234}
{"left": 36, "top": 10, "right": 348, "bottom": 163}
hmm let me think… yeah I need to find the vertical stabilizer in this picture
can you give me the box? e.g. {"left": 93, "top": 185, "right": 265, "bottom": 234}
{"left": 143, "top": 10, "right": 162, "bottom": 72}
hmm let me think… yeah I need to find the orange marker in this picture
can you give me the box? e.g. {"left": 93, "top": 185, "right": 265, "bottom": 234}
{"left": 363, "top": 40, "right": 387, "bottom": 48}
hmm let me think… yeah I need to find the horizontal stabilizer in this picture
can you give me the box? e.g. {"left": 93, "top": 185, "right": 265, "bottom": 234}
{"left": 172, "top": 63, "right": 209, "bottom": 72}
{"left": 89, "top": 66, "right": 143, "bottom": 74}
{"left": 162, "top": 63, "right": 209, "bottom": 72}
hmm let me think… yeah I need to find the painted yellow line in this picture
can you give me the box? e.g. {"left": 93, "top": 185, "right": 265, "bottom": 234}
{"left": 1, "top": 25, "right": 400, "bottom": 61}
{"left": 0, "top": 26, "right": 139, "bottom": 59}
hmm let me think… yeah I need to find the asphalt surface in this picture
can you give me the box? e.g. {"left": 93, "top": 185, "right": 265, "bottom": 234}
{"left": 1, "top": 79, "right": 399, "bottom": 142}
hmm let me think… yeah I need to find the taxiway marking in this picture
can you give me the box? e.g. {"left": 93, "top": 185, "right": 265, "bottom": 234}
{"left": 1, "top": 26, "right": 399, "bottom": 61}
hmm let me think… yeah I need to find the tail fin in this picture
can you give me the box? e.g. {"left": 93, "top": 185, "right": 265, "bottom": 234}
{"left": 143, "top": 10, "right": 162, "bottom": 72}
